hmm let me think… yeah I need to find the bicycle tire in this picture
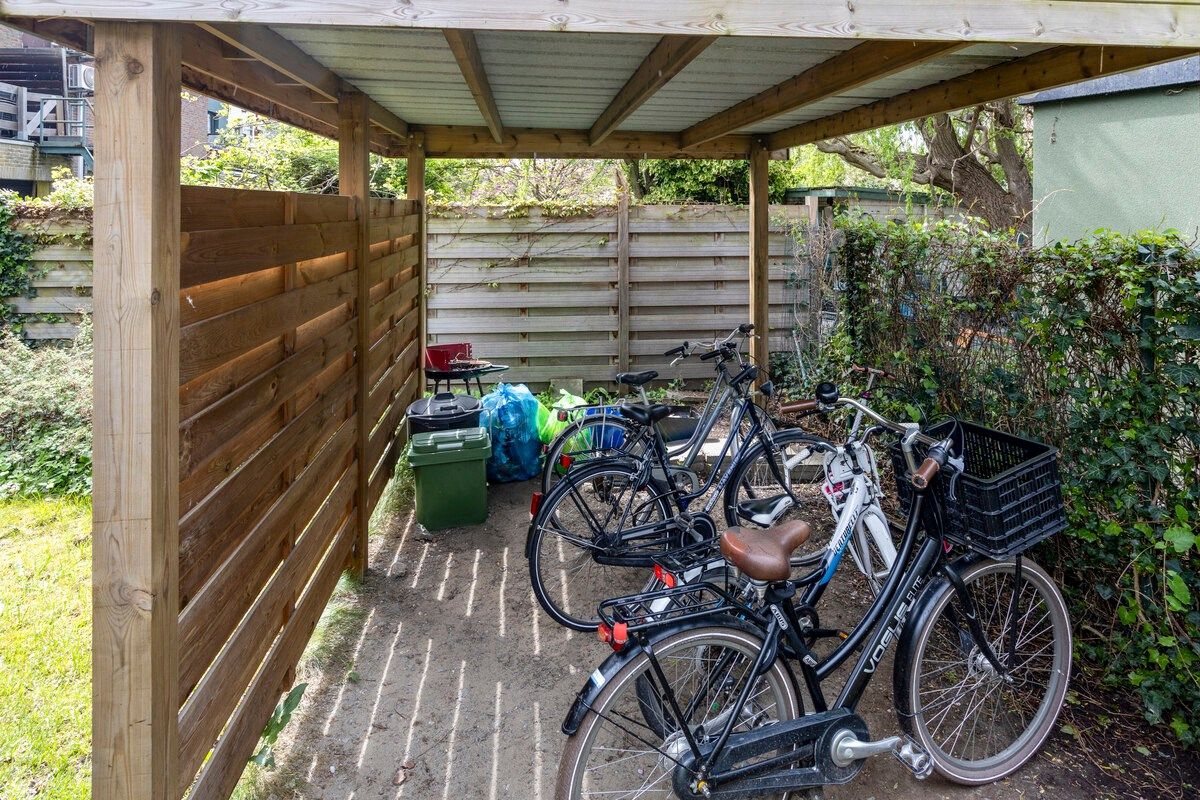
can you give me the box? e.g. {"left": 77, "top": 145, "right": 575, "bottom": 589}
{"left": 540, "top": 413, "right": 642, "bottom": 494}
{"left": 528, "top": 460, "right": 674, "bottom": 631}
{"left": 722, "top": 428, "right": 832, "bottom": 566}
{"left": 557, "top": 624, "right": 801, "bottom": 800}
{"left": 894, "top": 557, "right": 1072, "bottom": 785}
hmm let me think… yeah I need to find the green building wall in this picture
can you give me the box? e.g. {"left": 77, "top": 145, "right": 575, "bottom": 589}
{"left": 1031, "top": 85, "right": 1200, "bottom": 245}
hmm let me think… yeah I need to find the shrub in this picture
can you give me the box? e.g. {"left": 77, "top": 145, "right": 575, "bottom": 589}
{"left": 0, "top": 319, "right": 93, "bottom": 498}
{"left": 796, "top": 217, "right": 1199, "bottom": 744}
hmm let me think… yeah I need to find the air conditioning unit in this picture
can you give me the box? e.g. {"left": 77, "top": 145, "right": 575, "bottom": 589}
{"left": 67, "top": 64, "right": 95, "bottom": 92}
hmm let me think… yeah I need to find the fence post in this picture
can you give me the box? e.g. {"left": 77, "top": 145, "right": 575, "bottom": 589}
{"left": 617, "top": 185, "right": 631, "bottom": 386}
{"left": 748, "top": 139, "right": 771, "bottom": 373}
{"left": 407, "top": 132, "right": 427, "bottom": 377}
{"left": 14, "top": 86, "right": 27, "bottom": 140}
{"left": 339, "top": 90, "right": 370, "bottom": 577}
{"left": 91, "top": 20, "right": 182, "bottom": 800}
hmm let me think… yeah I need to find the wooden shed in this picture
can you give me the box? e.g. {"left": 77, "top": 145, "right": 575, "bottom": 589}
{"left": 0, "top": 3, "right": 1196, "bottom": 799}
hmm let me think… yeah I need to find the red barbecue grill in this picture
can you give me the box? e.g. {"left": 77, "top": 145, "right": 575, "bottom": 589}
{"left": 424, "top": 342, "right": 510, "bottom": 394}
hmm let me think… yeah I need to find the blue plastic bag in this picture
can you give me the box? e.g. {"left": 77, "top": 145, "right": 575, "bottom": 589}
{"left": 480, "top": 383, "right": 542, "bottom": 483}
{"left": 585, "top": 406, "right": 627, "bottom": 450}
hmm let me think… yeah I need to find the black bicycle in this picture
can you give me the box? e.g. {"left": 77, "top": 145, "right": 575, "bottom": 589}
{"left": 556, "top": 387, "right": 1072, "bottom": 796}
{"left": 526, "top": 361, "right": 827, "bottom": 631}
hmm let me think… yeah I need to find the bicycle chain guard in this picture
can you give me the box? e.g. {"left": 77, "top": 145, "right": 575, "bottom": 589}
{"left": 671, "top": 708, "right": 868, "bottom": 798}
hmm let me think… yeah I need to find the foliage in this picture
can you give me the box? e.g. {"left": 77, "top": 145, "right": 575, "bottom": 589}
{"left": 0, "top": 319, "right": 93, "bottom": 498}
{"left": 627, "top": 145, "right": 876, "bottom": 204}
{"left": 0, "top": 497, "right": 92, "bottom": 799}
{"left": 815, "top": 101, "right": 1033, "bottom": 231}
{"left": 0, "top": 192, "right": 38, "bottom": 328}
{"left": 793, "top": 216, "right": 1200, "bottom": 743}
{"left": 251, "top": 682, "right": 308, "bottom": 769}
{"left": 8, "top": 167, "right": 95, "bottom": 216}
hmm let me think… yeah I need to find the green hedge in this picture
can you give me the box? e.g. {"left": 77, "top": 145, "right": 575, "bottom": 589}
{"left": 804, "top": 217, "right": 1199, "bottom": 744}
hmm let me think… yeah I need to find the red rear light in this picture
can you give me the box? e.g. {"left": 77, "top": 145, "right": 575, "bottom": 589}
{"left": 611, "top": 622, "right": 628, "bottom": 648}
{"left": 559, "top": 454, "right": 573, "bottom": 470}
{"left": 557, "top": 410, "right": 570, "bottom": 422}
{"left": 653, "top": 564, "right": 677, "bottom": 588}
{"left": 597, "top": 623, "right": 612, "bottom": 644}
{"left": 530, "top": 491, "right": 543, "bottom": 516}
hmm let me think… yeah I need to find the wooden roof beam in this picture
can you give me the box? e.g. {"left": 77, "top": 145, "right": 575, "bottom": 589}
{"left": 680, "top": 40, "right": 963, "bottom": 148}
{"left": 590, "top": 34, "right": 715, "bottom": 145}
{"left": 767, "top": 44, "right": 1200, "bottom": 150}
{"left": 397, "top": 125, "right": 772, "bottom": 159}
{"left": 443, "top": 29, "right": 504, "bottom": 143}
{"left": 199, "top": 22, "right": 342, "bottom": 100}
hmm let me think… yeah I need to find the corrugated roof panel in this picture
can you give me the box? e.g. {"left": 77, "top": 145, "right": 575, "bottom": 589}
{"left": 273, "top": 25, "right": 485, "bottom": 126}
{"left": 474, "top": 31, "right": 661, "bottom": 130}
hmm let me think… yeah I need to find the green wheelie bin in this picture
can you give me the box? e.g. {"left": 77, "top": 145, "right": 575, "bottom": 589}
{"left": 408, "top": 427, "right": 491, "bottom": 530}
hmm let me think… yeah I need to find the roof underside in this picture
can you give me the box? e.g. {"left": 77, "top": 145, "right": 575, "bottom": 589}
{"left": 276, "top": 26, "right": 1054, "bottom": 136}
{"left": 3, "top": 7, "right": 1198, "bottom": 159}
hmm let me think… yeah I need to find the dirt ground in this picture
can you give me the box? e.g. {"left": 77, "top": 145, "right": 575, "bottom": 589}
{"left": 259, "top": 481, "right": 1194, "bottom": 800}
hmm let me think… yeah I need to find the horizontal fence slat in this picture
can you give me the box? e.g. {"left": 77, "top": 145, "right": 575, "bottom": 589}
{"left": 427, "top": 289, "right": 617, "bottom": 309}
{"left": 427, "top": 315, "right": 616, "bottom": 334}
{"left": 7, "top": 295, "right": 90, "bottom": 313}
{"left": 179, "top": 270, "right": 356, "bottom": 385}
{"left": 181, "top": 219, "right": 358, "bottom": 288}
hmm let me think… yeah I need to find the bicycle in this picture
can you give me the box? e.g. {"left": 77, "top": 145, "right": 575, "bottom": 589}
{"left": 526, "top": 361, "right": 826, "bottom": 632}
{"left": 557, "top": 386, "right": 1072, "bottom": 796}
{"left": 539, "top": 324, "right": 761, "bottom": 495}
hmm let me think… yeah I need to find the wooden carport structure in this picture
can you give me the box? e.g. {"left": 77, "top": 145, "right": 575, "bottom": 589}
{"left": 1, "top": 3, "right": 1197, "bottom": 799}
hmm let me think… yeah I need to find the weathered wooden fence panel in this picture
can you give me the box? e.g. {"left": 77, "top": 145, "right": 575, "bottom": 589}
{"left": 172, "top": 185, "right": 421, "bottom": 798}
{"left": 427, "top": 203, "right": 809, "bottom": 388}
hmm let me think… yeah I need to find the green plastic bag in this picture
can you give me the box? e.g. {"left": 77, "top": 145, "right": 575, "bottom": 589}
{"left": 537, "top": 389, "right": 587, "bottom": 444}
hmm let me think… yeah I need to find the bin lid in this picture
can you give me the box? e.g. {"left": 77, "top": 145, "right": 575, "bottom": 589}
{"left": 407, "top": 392, "right": 482, "bottom": 421}
{"left": 409, "top": 427, "right": 491, "bottom": 466}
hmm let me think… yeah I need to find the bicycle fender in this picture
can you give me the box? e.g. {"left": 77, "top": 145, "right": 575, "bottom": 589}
{"left": 892, "top": 550, "right": 989, "bottom": 729}
{"left": 561, "top": 614, "right": 767, "bottom": 736}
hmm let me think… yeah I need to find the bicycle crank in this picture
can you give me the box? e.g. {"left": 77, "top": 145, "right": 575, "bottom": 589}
{"left": 671, "top": 708, "right": 868, "bottom": 799}
{"left": 829, "top": 730, "right": 933, "bottom": 780}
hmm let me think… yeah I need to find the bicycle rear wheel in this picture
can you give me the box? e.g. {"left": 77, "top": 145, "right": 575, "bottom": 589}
{"left": 557, "top": 625, "right": 801, "bottom": 800}
{"left": 541, "top": 414, "right": 644, "bottom": 494}
{"left": 895, "top": 557, "right": 1072, "bottom": 785}
{"left": 528, "top": 461, "right": 673, "bottom": 631}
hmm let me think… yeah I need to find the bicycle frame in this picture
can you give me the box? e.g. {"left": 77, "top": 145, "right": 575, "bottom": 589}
{"left": 596, "top": 485, "right": 1012, "bottom": 789}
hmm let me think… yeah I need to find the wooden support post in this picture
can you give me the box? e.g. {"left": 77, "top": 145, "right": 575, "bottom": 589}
{"left": 616, "top": 185, "right": 631, "bottom": 388}
{"left": 92, "top": 21, "right": 181, "bottom": 800}
{"left": 748, "top": 139, "right": 770, "bottom": 375}
{"left": 407, "top": 132, "right": 427, "bottom": 384}
{"left": 340, "top": 90, "right": 370, "bottom": 576}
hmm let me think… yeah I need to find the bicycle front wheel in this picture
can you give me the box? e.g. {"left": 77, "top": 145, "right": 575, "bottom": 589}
{"left": 557, "top": 624, "right": 802, "bottom": 800}
{"left": 528, "top": 461, "right": 672, "bottom": 631}
{"left": 896, "top": 557, "right": 1072, "bottom": 785}
{"left": 723, "top": 429, "right": 830, "bottom": 565}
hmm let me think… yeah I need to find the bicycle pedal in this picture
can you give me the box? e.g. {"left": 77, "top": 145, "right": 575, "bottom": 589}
{"left": 893, "top": 736, "right": 933, "bottom": 780}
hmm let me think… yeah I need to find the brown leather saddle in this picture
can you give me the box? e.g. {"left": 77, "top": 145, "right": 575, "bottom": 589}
{"left": 719, "top": 519, "right": 813, "bottom": 582}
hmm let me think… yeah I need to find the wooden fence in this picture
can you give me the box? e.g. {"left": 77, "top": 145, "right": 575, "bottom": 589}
{"left": 172, "top": 185, "right": 421, "bottom": 798}
{"left": 427, "top": 203, "right": 810, "bottom": 387}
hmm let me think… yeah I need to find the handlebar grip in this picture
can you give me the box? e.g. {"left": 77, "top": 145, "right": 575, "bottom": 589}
{"left": 738, "top": 323, "right": 755, "bottom": 334}
{"left": 699, "top": 348, "right": 723, "bottom": 362}
{"left": 779, "top": 399, "right": 818, "bottom": 414}
{"left": 911, "top": 457, "right": 941, "bottom": 490}
{"left": 664, "top": 343, "right": 687, "bottom": 358}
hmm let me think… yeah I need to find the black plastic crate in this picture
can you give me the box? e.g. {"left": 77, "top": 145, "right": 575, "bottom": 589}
{"left": 891, "top": 420, "right": 1067, "bottom": 558}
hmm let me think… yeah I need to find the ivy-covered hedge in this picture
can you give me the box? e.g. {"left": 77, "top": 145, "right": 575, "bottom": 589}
{"left": 804, "top": 217, "right": 1199, "bottom": 744}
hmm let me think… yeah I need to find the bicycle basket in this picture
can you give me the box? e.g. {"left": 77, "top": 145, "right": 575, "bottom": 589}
{"left": 891, "top": 420, "right": 1067, "bottom": 558}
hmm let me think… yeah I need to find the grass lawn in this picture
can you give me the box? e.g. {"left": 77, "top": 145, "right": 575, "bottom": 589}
{"left": 0, "top": 498, "right": 91, "bottom": 799}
